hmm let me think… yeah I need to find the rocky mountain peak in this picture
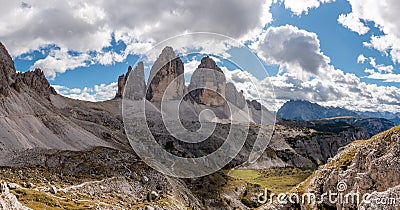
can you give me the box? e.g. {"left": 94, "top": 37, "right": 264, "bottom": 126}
{"left": 115, "top": 66, "right": 132, "bottom": 99}
{"left": 0, "top": 42, "right": 16, "bottom": 96}
{"left": 14, "top": 68, "right": 57, "bottom": 99}
{"left": 198, "top": 56, "right": 222, "bottom": 72}
{"left": 159, "top": 46, "right": 175, "bottom": 61}
{"left": 188, "top": 56, "right": 226, "bottom": 106}
{"left": 277, "top": 99, "right": 360, "bottom": 120}
{"left": 0, "top": 43, "right": 56, "bottom": 99}
{"left": 123, "top": 62, "right": 146, "bottom": 100}
{"left": 146, "top": 46, "right": 185, "bottom": 102}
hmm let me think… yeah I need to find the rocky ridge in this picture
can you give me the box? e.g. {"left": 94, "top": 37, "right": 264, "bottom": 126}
{"left": 277, "top": 99, "right": 361, "bottom": 120}
{"left": 0, "top": 42, "right": 126, "bottom": 156}
{"left": 282, "top": 126, "right": 400, "bottom": 210}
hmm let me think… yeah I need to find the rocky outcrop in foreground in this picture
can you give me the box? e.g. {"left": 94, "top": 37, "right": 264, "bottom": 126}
{"left": 0, "top": 182, "right": 30, "bottom": 210}
{"left": 278, "top": 126, "right": 400, "bottom": 210}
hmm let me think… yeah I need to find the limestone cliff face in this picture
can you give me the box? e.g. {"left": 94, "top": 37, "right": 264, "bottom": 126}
{"left": 146, "top": 46, "right": 185, "bottom": 102}
{"left": 0, "top": 42, "right": 16, "bottom": 96}
{"left": 188, "top": 56, "right": 226, "bottom": 106}
{"left": 0, "top": 42, "right": 56, "bottom": 99}
{"left": 115, "top": 66, "right": 132, "bottom": 99}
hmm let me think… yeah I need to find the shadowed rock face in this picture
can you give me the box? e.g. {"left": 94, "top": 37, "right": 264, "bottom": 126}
{"left": 115, "top": 66, "right": 132, "bottom": 99}
{"left": 14, "top": 68, "right": 57, "bottom": 99}
{"left": 0, "top": 42, "right": 56, "bottom": 99}
{"left": 128, "top": 62, "right": 146, "bottom": 100}
{"left": 146, "top": 46, "right": 185, "bottom": 102}
{"left": 189, "top": 56, "right": 226, "bottom": 106}
{"left": 0, "top": 42, "right": 16, "bottom": 96}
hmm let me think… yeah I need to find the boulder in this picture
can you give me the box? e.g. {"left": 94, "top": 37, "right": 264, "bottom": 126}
{"left": 7, "top": 183, "right": 20, "bottom": 190}
{"left": 146, "top": 46, "right": 185, "bottom": 102}
{"left": 140, "top": 176, "right": 149, "bottom": 183}
{"left": 145, "top": 206, "right": 155, "bottom": 210}
{"left": 49, "top": 186, "right": 57, "bottom": 194}
{"left": 188, "top": 56, "right": 226, "bottom": 106}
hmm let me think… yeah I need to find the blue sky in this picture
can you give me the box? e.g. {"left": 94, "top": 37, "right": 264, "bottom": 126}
{"left": 1, "top": 0, "right": 399, "bottom": 112}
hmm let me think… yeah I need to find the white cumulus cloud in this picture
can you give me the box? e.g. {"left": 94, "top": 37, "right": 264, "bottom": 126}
{"left": 30, "top": 48, "right": 90, "bottom": 79}
{"left": 337, "top": 13, "right": 369, "bottom": 35}
{"left": 357, "top": 54, "right": 367, "bottom": 63}
{"left": 251, "top": 25, "right": 330, "bottom": 79}
{"left": 53, "top": 82, "right": 118, "bottom": 101}
{"left": 345, "top": 0, "right": 400, "bottom": 63}
{"left": 279, "top": 0, "right": 335, "bottom": 15}
{"left": 244, "top": 25, "right": 400, "bottom": 112}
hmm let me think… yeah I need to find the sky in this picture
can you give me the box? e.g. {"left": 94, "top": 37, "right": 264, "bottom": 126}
{"left": 0, "top": 0, "right": 399, "bottom": 113}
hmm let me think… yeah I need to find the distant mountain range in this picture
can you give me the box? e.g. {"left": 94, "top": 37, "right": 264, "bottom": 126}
{"left": 277, "top": 99, "right": 399, "bottom": 124}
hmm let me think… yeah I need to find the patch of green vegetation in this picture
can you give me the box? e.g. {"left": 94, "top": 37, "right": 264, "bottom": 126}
{"left": 308, "top": 121, "right": 357, "bottom": 134}
{"left": 223, "top": 168, "right": 315, "bottom": 208}
{"left": 326, "top": 140, "right": 367, "bottom": 170}
{"left": 11, "top": 188, "right": 93, "bottom": 210}
{"left": 228, "top": 167, "right": 314, "bottom": 195}
{"left": 227, "top": 170, "right": 260, "bottom": 180}
{"left": 146, "top": 191, "right": 153, "bottom": 202}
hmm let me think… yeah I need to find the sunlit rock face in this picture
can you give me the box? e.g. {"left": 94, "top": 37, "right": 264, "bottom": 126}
{"left": 225, "top": 82, "right": 246, "bottom": 109}
{"left": 189, "top": 56, "right": 226, "bottom": 106}
{"left": 146, "top": 46, "right": 185, "bottom": 102}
